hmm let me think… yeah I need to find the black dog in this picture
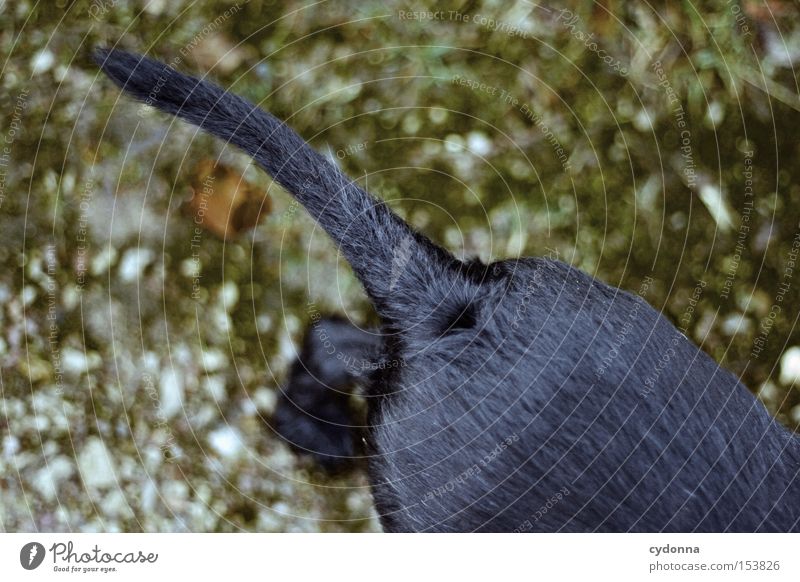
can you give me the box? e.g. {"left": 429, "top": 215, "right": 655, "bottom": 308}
{"left": 94, "top": 48, "right": 800, "bottom": 532}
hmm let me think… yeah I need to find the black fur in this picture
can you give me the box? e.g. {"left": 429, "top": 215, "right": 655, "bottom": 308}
{"left": 274, "top": 316, "right": 379, "bottom": 471}
{"left": 94, "top": 48, "right": 800, "bottom": 532}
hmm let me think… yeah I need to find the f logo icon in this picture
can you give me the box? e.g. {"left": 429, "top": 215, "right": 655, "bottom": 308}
{"left": 20, "top": 542, "right": 46, "bottom": 570}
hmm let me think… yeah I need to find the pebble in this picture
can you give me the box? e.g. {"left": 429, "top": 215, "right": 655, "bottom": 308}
{"left": 77, "top": 437, "right": 117, "bottom": 489}
{"left": 252, "top": 388, "right": 277, "bottom": 415}
{"left": 2, "top": 435, "right": 21, "bottom": 458}
{"left": 467, "top": 131, "right": 492, "bottom": 156}
{"left": 721, "top": 313, "right": 751, "bottom": 336}
{"left": 159, "top": 369, "right": 184, "bottom": 419}
{"left": 90, "top": 246, "right": 118, "bottom": 276}
{"left": 203, "top": 375, "right": 227, "bottom": 401}
{"left": 62, "top": 347, "right": 101, "bottom": 375}
{"left": 201, "top": 349, "right": 228, "bottom": 373}
{"left": 221, "top": 281, "right": 239, "bottom": 312}
{"left": 101, "top": 489, "right": 134, "bottom": 519}
{"left": 31, "top": 50, "right": 54, "bottom": 74}
{"left": 444, "top": 133, "right": 465, "bottom": 153}
{"left": 209, "top": 426, "right": 244, "bottom": 459}
{"left": 779, "top": 347, "right": 800, "bottom": 386}
{"left": 118, "top": 248, "right": 155, "bottom": 282}
{"left": 32, "top": 456, "right": 75, "bottom": 501}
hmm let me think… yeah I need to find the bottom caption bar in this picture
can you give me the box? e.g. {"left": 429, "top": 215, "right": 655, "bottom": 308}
{"left": 0, "top": 534, "right": 795, "bottom": 580}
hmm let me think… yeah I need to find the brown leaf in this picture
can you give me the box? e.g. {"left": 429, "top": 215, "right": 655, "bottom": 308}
{"left": 184, "top": 159, "right": 271, "bottom": 240}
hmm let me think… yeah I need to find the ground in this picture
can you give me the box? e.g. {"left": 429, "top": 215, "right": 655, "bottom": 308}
{"left": 1, "top": 0, "right": 799, "bottom": 532}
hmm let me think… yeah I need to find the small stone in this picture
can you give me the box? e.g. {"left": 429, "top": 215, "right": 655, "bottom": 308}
{"left": 180, "top": 257, "right": 200, "bottom": 278}
{"left": 101, "top": 489, "right": 133, "bottom": 518}
{"left": 402, "top": 114, "right": 421, "bottom": 134}
{"left": 21, "top": 285, "right": 37, "bottom": 306}
{"left": 62, "top": 348, "right": 101, "bottom": 376}
{"left": 428, "top": 108, "right": 447, "bottom": 124}
{"left": 34, "top": 414, "right": 50, "bottom": 431}
{"left": 31, "top": 50, "right": 55, "bottom": 74}
{"left": 32, "top": 456, "right": 74, "bottom": 501}
{"left": 257, "top": 313, "right": 273, "bottom": 333}
{"left": 140, "top": 480, "right": 157, "bottom": 512}
{"left": 90, "top": 246, "right": 117, "bottom": 276}
{"left": 721, "top": 313, "right": 750, "bottom": 336}
{"left": 252, "top": 388, "right": 277, "bottom": 415}
{"left": 698, "top": 184, "right": 733, "bottom": 232}
{"left": 143, "top": 0, "right": 166, "bottom": 15}
{"left": 444, "top": 134, "right": 464, "bottom": 153}
{"left": 757, "top": 381, "right": 779, "bottom": 403}
{"left": 779, "top": 347, "right": 800, "bottom": 386}
{"left": 162, "top": 480, "right": 189, "bottom": 509}
{"left": 467, "top": 131, "right": 492, "bottom": 156}
{"left": 62, "top": 348, "right": 87, "bottom": 375}
{"left": 221, "top": 281, "right": 239, "bottom": 312}
{"left": 19, "top": 357, "right": 50, "bottom": 382}
{"left": 2, "top": 435, "right": 20, "bottom": 458}
{"left": 78, "top": 437, "right": 117, "bottom": 489}
{"left": 203, "top": 375, "right": 227, "bottom": 401}
{"left": 209, "top": 426, "right": 243, "bottom": 459}
{"left": 118, "top": 248, "right": 155, "bottom": 282}
{"left": 159, "top": 370, "right": 183, "bottom": 419}
{"left": 201, "top": 349, "right": 227, "bottom": 373}
{"left": 634, "top": 109, "right": 654, "bottom": 131}
{"left": 62, "top": 284, "right": 80, "bottom": 311}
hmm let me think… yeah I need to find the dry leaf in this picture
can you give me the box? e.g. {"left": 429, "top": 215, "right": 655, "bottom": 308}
{"left": 184, "top": 159, "right": 271, "bottom": 240}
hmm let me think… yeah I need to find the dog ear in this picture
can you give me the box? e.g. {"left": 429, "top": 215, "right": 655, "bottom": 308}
{"left": 273, "top": 317, "right": 380, "bottom": 470}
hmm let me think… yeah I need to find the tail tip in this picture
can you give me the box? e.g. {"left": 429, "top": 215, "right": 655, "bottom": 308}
{"left": 92, "top": 46, "right": 135, "bottom": 87}
{"left": 91, "top": 46, "right": 112, "bottom": 68}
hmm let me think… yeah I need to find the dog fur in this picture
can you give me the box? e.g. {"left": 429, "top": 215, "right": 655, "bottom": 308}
{"left": 94, "top": 48, "right": 800, "bottom": 532}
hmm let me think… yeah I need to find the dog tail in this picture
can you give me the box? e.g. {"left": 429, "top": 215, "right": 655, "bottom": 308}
{"left": 93, "top": 47, "right": 467, "bottom": 325}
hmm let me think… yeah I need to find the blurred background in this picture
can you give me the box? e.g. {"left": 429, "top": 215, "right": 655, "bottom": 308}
{"left": 1, "top": 0, "right": 800, "bottom": 532}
